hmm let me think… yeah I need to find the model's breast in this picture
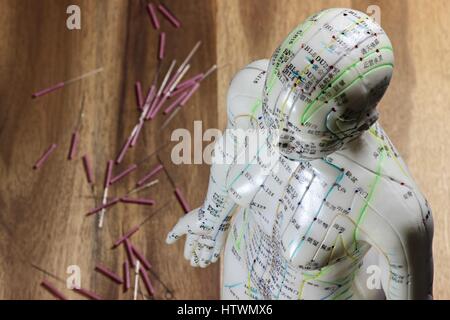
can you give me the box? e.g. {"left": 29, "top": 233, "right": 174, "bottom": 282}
{"left": 249, "top": 158, "right": 360, "bottom": 270}
{"left": 247, "top": 157, "right": 306, "bottom": 235}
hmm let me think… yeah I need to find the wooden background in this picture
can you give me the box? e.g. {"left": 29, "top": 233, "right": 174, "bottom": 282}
{"left": 0, "top": 0, "right": 449, "bottom": 299}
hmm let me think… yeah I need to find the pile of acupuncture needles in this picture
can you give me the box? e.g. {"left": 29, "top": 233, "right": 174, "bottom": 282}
{"left": 32, "top": 2, "right": 211, "bottom": 300}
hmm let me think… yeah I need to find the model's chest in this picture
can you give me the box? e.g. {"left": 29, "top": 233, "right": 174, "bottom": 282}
{"left": 250, "top": 158, "right": 356, "bottom": 233}
{"left": 228, "top": 155, "right": 372, "bottom": 269}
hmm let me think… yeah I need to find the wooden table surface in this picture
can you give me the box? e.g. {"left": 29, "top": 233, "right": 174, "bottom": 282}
{"left": 0, "top": 0, "right": 449, "bottom": 299}
{"left": 0, "top": 0, "right": 219, "bottom": 300}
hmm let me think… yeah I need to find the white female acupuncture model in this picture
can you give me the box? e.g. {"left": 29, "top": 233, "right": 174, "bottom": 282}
{"left": 166, "top": 8, "right": 433, "bottom": 300}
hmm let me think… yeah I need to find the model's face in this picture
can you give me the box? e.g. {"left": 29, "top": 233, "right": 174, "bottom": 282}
{"left": 262, "top": 97, "right": 352, "bottom": 161}
{"left": 261, "top": 8, "right": 393, "bottom": 161}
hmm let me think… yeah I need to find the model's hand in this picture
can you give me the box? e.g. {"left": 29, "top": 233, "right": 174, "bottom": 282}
{"left": 166, "top": 208, "right": 211, "bottom": 241}
{"left": 192, "top": 217, "right": 231, "bottom": 267}
{"left": 166, "top": 208, "right": 230, "bottom": 267}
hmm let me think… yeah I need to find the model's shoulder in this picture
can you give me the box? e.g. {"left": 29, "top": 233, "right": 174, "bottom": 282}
{"left": 333, "top": 123, "right": 415, "bottom": 188}
{"left": 356, "top": 171, "right": 432, "bottom": 249}
{"left": 330, "top": 123, "right": 432, "bottom": 231}
{"left": 227, "top": 59, "right": 268, "bottom": 102}
{"left": 227, "top": 59, "right": 269, "bottom": 129}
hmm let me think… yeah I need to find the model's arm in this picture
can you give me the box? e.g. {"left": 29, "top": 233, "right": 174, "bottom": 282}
{"left": 166, "top": 130, "right": 239, "bottom": 266}
{"left": 166, "top": 60, "right": 269, "bottom": 267}
{"left": 358, "top": 183, "right": 433, "bottom": 299}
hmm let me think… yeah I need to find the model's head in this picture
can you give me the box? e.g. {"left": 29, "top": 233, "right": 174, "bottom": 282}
{"left": 262, "top": 8, "right": 394, "bottom": 161}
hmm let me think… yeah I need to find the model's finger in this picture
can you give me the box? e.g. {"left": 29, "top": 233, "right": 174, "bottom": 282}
{"left": 165, "top": 217, "right": 188, "bottom": 244}
{"left": 190, "top": 249, "right": 200, "bottom": 267}
{"left": 197, "top": 236, "right": 215, "bottom": 267}
{"left": 210, "top": 245, "right": 222, "bottom": 263}
{"left": 210, "top": 233, "right": 226, "bottom": 263}
{"left": 198, "top": 236, "right": 215, "bottom": 248}
{"left": 194, "top": 238, "right": 204, "bottom": 259}
{"left": 184, "top": 233, "right": 198, "bottom": 260}
{"left": 199, "top": 245, "right": 213, "bottom": 268}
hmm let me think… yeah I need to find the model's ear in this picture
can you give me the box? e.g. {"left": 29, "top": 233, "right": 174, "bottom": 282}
{"left": 322, "top": 43, "right": 393, "bottom": 139}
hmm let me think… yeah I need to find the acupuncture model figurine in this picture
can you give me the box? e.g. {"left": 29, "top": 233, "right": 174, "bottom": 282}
{"left": 166, "top": 8, "right": 433, "bottom": 300}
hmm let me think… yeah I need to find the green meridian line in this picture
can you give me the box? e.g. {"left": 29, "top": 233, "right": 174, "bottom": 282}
{"left": 353, "top": 147, "right": 386, "bottom": 244}
{"left": 250, "top": 98, "right": 262, "bottom": 116}
{"left": 234, "top": 209, "right": 248, "bottom": 250}
{"left": 301, "top": 63, "right": 394, "bottom": 123}
{"left": 227, "top": 135, "right": 270, "bottom": 189}
{"left": 301, "top": 47, "right": 394, "bottom": 122}
{"left": 331, "top": 283, "right": 353, "bottom": 300}
{"left": 315, "top": 271, "right": 356, "bottom": 286}
{"left": 279, "top": 87, "right": 295, "bottom": 126}
{"left": 368, "top": 127, "right": 409, "bottom": 177}
{"left": 300, "top": 46, "right": 393, "bottom": 123}
{"left": 303, "top": 264, "right": 336, "bottom": 281}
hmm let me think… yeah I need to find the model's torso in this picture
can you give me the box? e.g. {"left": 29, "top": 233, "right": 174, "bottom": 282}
{"left": 221, "top": 60, "right": 431, "bottom": 300}
{"left": 224, "top": 123, "right": 418, "bottom": 300}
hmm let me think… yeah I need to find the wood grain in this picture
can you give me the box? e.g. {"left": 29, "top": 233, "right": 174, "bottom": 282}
{"left": 0, "top": 0, "right": 219, "bottom": 300}
{"left": 0, "top": 0, "right": 449, "bottom": 300}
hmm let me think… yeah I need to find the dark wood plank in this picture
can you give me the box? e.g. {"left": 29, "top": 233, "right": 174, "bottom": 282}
{"left": 0, "top": 0, "right": 219, "bottom": 299}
